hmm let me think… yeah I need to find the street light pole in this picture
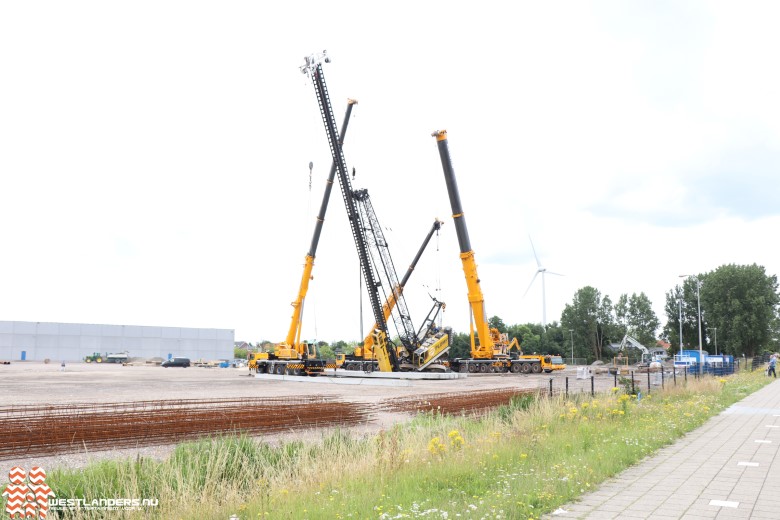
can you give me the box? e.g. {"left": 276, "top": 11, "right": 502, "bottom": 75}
{"left": 678, "top": 298, "right": 683, "bottom": 360}
{"left": 569, "top": 329, "right": 574, "bottom": 365}
{"left": 681, "top": 275, "right": 704, "bottom": 375}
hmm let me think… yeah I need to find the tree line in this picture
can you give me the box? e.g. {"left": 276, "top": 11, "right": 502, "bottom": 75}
{"left": 245, "top": 263, "right": 779, "bottom": 363}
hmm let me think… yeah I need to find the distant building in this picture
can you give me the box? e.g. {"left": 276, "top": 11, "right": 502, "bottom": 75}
{"left": 0, "top": 321, "right": 234, "bottom": 362}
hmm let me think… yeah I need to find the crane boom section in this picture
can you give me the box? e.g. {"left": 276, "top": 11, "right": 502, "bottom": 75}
{"left": 432, "top": 130, "right": 495, "bottom": 359}
{"left": 360, "top": 219, "right": 443, "bottom": 356}
{"left": 301, "top": 53, "right": 387, "bottom": 334}
{"left": 353, "top": 189, "right": 417, "bottom": 350}
{"left": 283, "top": 100, "right": 356, "bottom": 349}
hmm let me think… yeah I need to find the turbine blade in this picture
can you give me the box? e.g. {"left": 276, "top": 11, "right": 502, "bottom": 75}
{"left": 547, "top": 271, "right": 565, "bottom": 277}
{"left": 528, "top": 235, "right": 541, "bottom": 268}
{"left": 522, "top": 271, "right": 539, "bottom": 298}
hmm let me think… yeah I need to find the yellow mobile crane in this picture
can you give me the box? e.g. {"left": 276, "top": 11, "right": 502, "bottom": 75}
{"left": 251, "top": 99, "right": 358, "bottom": 376}
{"left": 431, "top": 130, "right": 540, "bottom": 374}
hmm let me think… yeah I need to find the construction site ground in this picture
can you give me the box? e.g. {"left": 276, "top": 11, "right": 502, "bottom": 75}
{"left": 0, "top": 361, "right": 645, "bottom": 471}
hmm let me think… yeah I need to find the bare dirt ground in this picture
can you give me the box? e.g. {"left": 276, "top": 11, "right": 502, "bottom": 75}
{"left": 0, "top": 361, "right": 633, "bottom": 471}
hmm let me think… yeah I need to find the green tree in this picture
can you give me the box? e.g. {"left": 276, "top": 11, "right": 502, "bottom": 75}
{"left": 662, "top": 285, "right": 687, "bottom": 354}
{"left": 700, "top": 264, "right": 779, "bottom": 357}
{"left": 488, "top": 315, "right": 507, "bottom": 332}
{"left": 664, "top": 264, "right": 780, "bottom": 357}
{"left": 614, "top": 292, "right": 659, "bottom": 348}
{"left": 449, "top": 331, "right": 471, "bottom": 359}
{"left": 316, "top": 344, "right": 336, "bottom": 360}
{"left": 561, "top": 286, "right": 615, "bottom": 362}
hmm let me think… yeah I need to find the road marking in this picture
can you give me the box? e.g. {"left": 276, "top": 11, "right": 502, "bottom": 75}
{"left": 738, "top": 461, "right": 759, "bottom": 467}
{"left": 755, "top": 439, "right": 772, "bottom": 444}
{"left": 709, "top": 500, "right": 739, "bottom": 508}
{"left": 766, "top": 425, "right": 779, "bottom": 428}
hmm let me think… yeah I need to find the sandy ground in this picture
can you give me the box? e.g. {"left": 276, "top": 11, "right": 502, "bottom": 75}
{"left": 0, "top": 361, "right": 638, "bottom": 471}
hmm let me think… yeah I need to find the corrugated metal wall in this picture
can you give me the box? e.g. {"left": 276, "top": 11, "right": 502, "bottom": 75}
{"left": 0, "top": 321, "right": 234, "bottom": 362}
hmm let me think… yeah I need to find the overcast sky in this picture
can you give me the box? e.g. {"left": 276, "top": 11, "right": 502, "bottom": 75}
{"left": 2, "top": 1, "right": 779, "bottom": 345}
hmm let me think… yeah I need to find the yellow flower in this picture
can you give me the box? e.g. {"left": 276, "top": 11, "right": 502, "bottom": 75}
{"left": 428, "top": 436, "right": 447, "bottom": 456}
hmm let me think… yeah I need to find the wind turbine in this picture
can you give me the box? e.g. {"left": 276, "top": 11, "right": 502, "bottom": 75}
{"left": 523, "top": 236, "right": 564, "bottom": 327}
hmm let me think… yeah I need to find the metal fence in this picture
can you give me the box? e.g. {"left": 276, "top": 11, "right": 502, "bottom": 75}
{"left": 533, "top": 358, "right": 757, "bottom": 398}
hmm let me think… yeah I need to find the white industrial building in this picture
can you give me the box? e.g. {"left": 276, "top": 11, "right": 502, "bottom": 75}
{"left": 0, "top": 321, "right": 234, "bottom": 362}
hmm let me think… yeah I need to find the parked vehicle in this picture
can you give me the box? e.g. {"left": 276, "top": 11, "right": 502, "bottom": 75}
{"left": 84, "top": 352, "right": 105, "bottom": 363}
{"left": 161, "top": 357, "right": 190, "bottom": 368}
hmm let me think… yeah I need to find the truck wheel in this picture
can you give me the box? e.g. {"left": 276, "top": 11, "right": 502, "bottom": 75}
{"left": 459, "top": 364, "right": 468, "bottom": 373}
{"left": 479, "top": 363, "right": 488, "bottom": 373}
{"left": 532, "top": 363, "right": 542, "bottom": 374}
{"left": 521, "top": 363, "right": 531, "bottom": 374}
{"left": 510, "top": 363, "right": 521, "bottom": 373}
{"left": 468, "top": 363, "right": 477, "bottom": 373}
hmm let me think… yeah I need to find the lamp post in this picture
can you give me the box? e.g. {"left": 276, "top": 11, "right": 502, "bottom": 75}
{"left": 569, "top": 329, "right": 574, "bottom": 365}
{"left": 680, "top": 275, "right": 703, "bottom": 375}
{"left": 678, "top": 298, "right": 683, "bottom": 361}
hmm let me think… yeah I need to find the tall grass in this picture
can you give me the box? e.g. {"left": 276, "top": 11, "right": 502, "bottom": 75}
{"left": 46, "top": 370, "right": 770, "bottom": 519}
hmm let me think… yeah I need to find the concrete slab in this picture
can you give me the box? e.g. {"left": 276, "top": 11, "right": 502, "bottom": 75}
{"left": 253, "top": 373, "right": 412, "bottom": 386}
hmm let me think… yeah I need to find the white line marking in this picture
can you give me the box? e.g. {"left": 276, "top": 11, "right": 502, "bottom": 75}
{"left": 709, "top": 500, "right": 739, "bottom": 508}
{"left": 766, "top": 425, "right": 780, "bottom": 428}
{"left": 755, "top": 439, "right": 772, "bottom": 444}
{"left": 738, "top": 461, "right": 759, "bottom": 467}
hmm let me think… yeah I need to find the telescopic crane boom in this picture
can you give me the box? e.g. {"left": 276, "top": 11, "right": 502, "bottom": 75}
{"left": 431, "top": 130, "right": 539, "bottom": 374}
{"left": 250, "top": 98, "right": 356, "bottom": 376}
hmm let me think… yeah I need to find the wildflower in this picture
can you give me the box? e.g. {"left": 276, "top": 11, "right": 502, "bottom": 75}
{"left": 611, "top": 387, "right": 619, "bottom": 393}
{"left": 449, "top": 431, "right": 465, "bottom": 450}
{"left": 428, "top": 436, "right": 447, "bottom": 456}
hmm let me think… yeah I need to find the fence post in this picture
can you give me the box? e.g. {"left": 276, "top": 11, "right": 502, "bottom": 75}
{"left": 631, "top": 370, "right": 635, "bottom": 394}
{"left": 549, "top": 378, "right": 553, "bottom": 397}
{"left": 614, "top": 371, "right": 618, "bottom": 388}
{"left": 591, "top": 376, "right": 595, "bottom": 397}
{"left": 673, "top": 366, "right": 676, "bottom": 386}
{"left": 684, "top": 368, "right": 687, "bottom": 383}
{"left": 647, "top": 369, "right": 651, "bottom": 393}
{"left": 661, "top": 367, "right": 664, "bottom": 389}
{"left": 565, "top": 376, "right": 569, "bottom": 397}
